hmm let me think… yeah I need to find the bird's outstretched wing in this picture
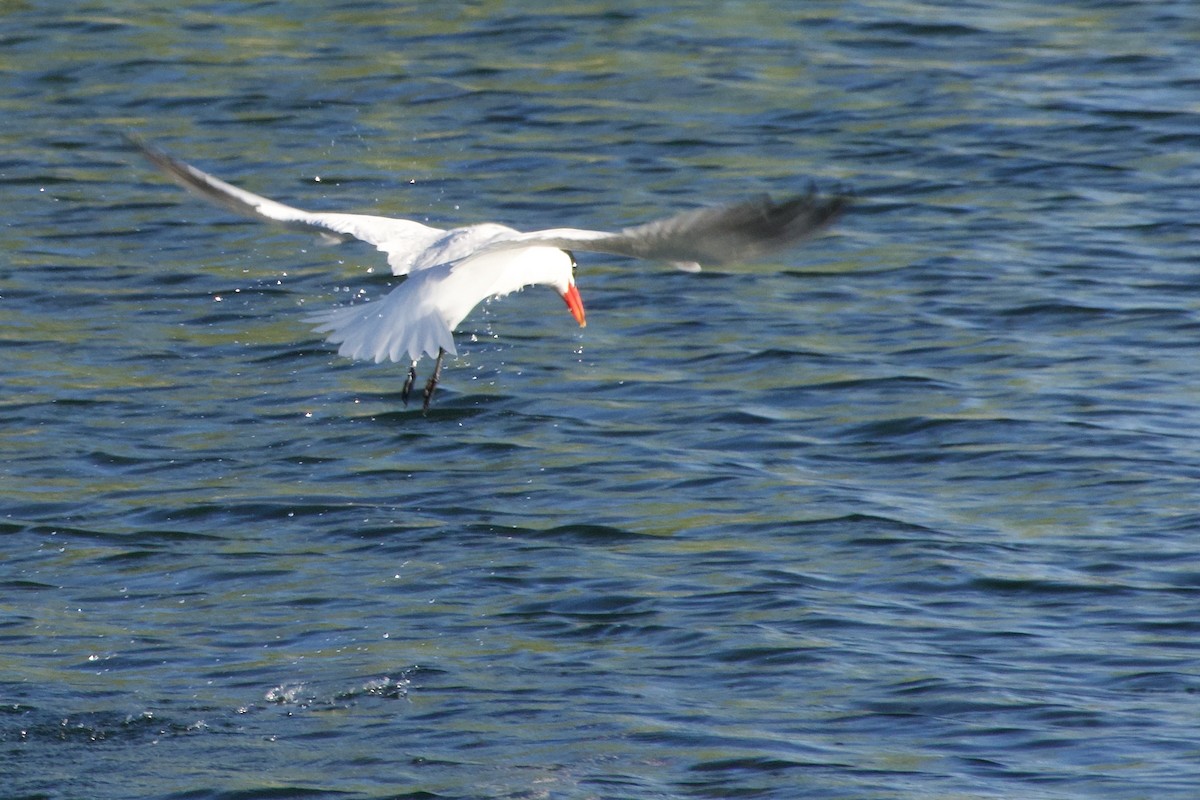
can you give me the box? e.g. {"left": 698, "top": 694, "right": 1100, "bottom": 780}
{"left": 125, "top": 134, "right": 445, "bottom": 275}
{"left": 472, "top": 191, "right": 848, "bottom": 272}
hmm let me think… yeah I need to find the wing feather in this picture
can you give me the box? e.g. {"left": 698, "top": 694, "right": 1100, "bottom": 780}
{"left": 126, "top": 134, "right": 444, "bottom": 275}
{"left": 307, "top": 266, "right": 458, "bottom": 365}
{"left": 475, "top": 191, "right": 847, "bottom": 270}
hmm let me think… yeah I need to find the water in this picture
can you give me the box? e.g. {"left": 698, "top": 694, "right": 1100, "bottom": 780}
{"left": 3, "top": 1, "right": 1199, "bottom": 798}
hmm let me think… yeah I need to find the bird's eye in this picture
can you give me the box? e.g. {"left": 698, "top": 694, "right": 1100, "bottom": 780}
{"left": 565, "top": 250, "right": 577, "bottom": 270}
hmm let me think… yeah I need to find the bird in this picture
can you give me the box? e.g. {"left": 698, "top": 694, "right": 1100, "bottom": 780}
{"left": 126, "top": 134, "right": 847, "bottom": 411}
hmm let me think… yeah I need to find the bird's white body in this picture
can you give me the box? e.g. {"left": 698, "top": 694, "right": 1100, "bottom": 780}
{"left": 128, "top": 135, "right": 844, "bottom": 406}
{"left": 311, "top": 243, "right": 574, "bottom": 364}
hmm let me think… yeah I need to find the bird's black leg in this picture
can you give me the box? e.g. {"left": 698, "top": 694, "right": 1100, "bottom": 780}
{"left": 401, "top": 361, "right": 417, "bottom": 407}
{"left": 422, "top": 348, "right": 445, "bottom": 413}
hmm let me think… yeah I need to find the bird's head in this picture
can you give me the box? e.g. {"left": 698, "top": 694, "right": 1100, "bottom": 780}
{"left": 557, "top": 251, "right": 586, "bottom": 328}
{"left": 486, "top": 245, "right": 585, "bottom": 328}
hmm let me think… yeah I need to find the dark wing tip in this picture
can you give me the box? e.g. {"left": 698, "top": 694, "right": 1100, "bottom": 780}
{"left": 701, "top": 188, "right": 849, "bottom": 263}
{"left": 122, "top": 131, "right": 176, "bottom": 173}
{"left": 757, "top": 188, "right": 850, "bottom": 244}
{"left": 121, "top": 132, "right": 280, "bottom": 224}
{"left": 122, "top": 132, "right": 208, "bottom": 193}
{"left": 611, "top": 185, "right": 852, "bottom": 267}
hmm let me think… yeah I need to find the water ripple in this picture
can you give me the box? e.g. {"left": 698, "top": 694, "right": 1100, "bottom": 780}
{"left": 4, "top": 2, "right": 1200, "bottom": 798}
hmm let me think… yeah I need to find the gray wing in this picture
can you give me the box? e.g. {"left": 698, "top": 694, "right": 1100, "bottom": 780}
{"left": 476, "top": 191, "right": 848, "bottom": 271}
{"left": 125, "top": 134, "right": 445, "bottom": 275}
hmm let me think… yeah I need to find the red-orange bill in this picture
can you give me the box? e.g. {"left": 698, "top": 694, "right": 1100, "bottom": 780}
{"left": 562, "top": 283, "right": 586, "bottom": 327}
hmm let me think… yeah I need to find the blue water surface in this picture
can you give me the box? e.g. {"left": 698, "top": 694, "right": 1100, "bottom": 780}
{"left": 2, "top": 2, "right": 1199, "bottom": 798}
